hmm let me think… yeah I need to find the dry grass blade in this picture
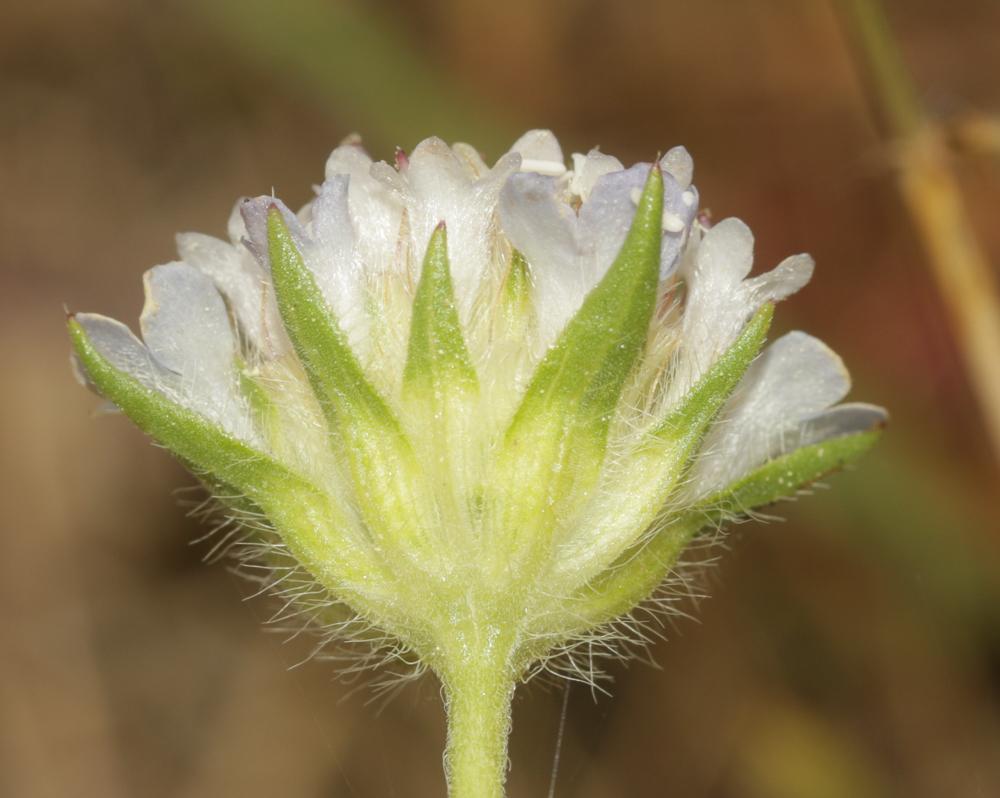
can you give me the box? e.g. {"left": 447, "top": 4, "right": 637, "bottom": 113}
{"left": 839, "top": 0, "right": 1000, "bottom": 465}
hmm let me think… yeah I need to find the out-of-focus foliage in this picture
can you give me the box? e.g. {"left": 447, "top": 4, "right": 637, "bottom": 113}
{"left": 2, "top": 1, "right": 999, "bottom": 796}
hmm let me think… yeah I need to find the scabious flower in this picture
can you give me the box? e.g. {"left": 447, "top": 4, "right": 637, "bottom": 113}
{"left": 70, "top": 129, "right": 885, "bottom": 797}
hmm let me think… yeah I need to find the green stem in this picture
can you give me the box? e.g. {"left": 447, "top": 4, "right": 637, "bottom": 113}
{"left": 442, "top": 656, "right": 517, "bottom": 798}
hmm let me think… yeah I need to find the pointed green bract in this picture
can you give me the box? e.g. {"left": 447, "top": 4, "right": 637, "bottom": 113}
{"left": 237, "top": 360, "right": 283, "bottom": 444}
{"left": 502, "top": 250, "right": 532, "bottom": 312}
{"left": 492, "top": 249, "right": 534, "bottom": 348}
{"left": 402, "top": 224, "right": 480, "bottom": 547}
{"left": 266, "top": 209, "right": 437, "bottom": 567}
{"left": 655, "top": 302, "right": 774, "bottom": 445}
{"left": 480, "top": 248, "right": 536, "bottom": 442}
{"left": 509, "top": 165, "right": 665, "bottom": 447}
{"left": 404, "top": 224, "right": 477, "bottom": 392}
{"left": 488, "top": 165, "right": 665, "bottom": 576}
{"left": 549, "top": 303, "right": 774, "bottom": 588}
{"left": 267, "top": 208, "right": 400, "bottom": 430}
{"left": 238, "top": 365, "right": 274, "bottom": 420}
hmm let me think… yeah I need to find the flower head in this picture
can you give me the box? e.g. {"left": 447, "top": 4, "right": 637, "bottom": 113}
{"left": 70, "top": 129, "right": 884, "bottom": 793}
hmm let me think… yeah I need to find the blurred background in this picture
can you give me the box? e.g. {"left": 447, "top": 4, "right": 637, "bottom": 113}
{"left": 3, "top": 0, "right": 1000, "bottom": 795}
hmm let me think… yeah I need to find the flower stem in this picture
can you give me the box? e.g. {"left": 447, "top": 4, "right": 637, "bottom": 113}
{"left": 442, "top": 655, "right": 517, "bottom": 798}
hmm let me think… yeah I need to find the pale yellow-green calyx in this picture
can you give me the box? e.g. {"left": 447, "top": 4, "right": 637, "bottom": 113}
{"left": 402, "top": 223, "right": 482, "bottom": 569}
{"left": 485, "top": 165, "right": 666, "bottom": 587}
{"left": 546, "top": 302, "right": 775, "bottom": 594}
{"left": 267, "top": 207, "right": 443, "bottom": 582}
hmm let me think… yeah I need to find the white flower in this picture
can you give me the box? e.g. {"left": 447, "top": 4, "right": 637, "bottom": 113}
{"left": 74, "top": 128, "right": 880, "bottom": 497}
{"left": 70, "top": 129, "right": 885, "bottom": 798}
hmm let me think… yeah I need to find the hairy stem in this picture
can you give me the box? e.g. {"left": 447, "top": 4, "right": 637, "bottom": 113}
{"left": 441, "top": 651, "right": 517, "bottom": 798}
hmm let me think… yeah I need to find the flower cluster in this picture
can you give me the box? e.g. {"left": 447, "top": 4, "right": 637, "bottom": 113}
{"left": 70, "top": 129, "right": 884, "bottom": 796}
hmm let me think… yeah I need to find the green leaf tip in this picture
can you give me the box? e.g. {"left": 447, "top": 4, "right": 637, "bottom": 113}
{"left": 404, "top": 222, "right": 478, "bottom": 392}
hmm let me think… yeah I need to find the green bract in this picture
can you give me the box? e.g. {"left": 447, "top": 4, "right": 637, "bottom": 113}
{"left": 70, "top": 130, "right": 885, "bottom": 797}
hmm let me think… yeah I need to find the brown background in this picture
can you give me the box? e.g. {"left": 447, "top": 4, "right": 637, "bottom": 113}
{"left": 2, "top": 1, "right": 999, "bottom": 795}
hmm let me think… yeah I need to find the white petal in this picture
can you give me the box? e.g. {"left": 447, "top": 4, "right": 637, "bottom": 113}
{"left": 745, "top": 252, "right": 814, "bottom": 303}
{"left": 510, "top": 129, "right": 566, "bottom": 175}
{"left": 141, "top": 262, "right": 235, "bottom": 374}
{"left": 687, "top": 333, "right": 854, "bottom": 497}
{"left": 667, "top": 219, "right": 757, "bottom": 398}
{"left": 691, "top": 217, "right": 754, "bottom": 285}
{"left": 74, "top": 313, "right": 175, "bottom": 394}
{"left": 325, "top": 143, "right": 403, "bottom": 275}
{"left": 578, "top": 163, "right": 651, "bottom": 286}
{"left": 310, "top": 176, "right": 356, "bottom": 290}
{"left": 139, "top": 262, "right": 247, "bottom": 434}
{"left": 369, "top": 159, "right": 408, "bottom": 195}
{"left": 499, "top": 174, "right": 578, "bottom": 267}
{"left": 406, "top": 136, "right": 469, "bottom": 193}
{"left": 176, "top": 231, "right": 267, "bottom": 349}
{"left": 724, "top": 331, "right": 851, "bottom": 427}
{"left": 786, "top": 403, "right": 888, "bottom": 450}
{"left": 668, "top": 218, "right": 816, "bottom": 408}
{"left": 569, "top": 149, "right": 624, "bottom": 200}
{"left": 324, "top": 140, "right": 374, "bottom": 182}
{"left": 499, "top": 172, "right": 582, "bottom": 347}
{"left": 227, "top": 198, "right": 249, "bottom": 246}
{"left": 451, "top": 142, "right": 491, "bottom": 179}
{"left": 308, "top": 175, "right": 371, "bottom": 349}
{"left": 404, "top": 137, "right": 474, "bottom": 262}
{"left": 402, "top": 140, "right": 518, "bottom": 316}
{"left": 660, "top": 146, "right": 694, "bottom": 190}
{"left": 578, "top": 163, "right": 696, "bottom": 281}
